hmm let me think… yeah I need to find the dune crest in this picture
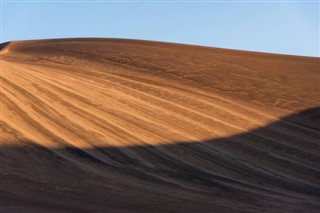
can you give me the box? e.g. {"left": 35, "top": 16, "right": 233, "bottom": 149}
{"left": 1, "top": 38, "right": 319, "bottom": 212}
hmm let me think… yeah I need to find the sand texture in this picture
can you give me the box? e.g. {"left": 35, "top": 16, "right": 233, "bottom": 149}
{"left": 0, "top": 38, "right": 319, "bottom": 212}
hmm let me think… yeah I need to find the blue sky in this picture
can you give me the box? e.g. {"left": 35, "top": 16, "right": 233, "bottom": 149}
{"left": 1, "top": 1, "right": 319, "bottom": 57}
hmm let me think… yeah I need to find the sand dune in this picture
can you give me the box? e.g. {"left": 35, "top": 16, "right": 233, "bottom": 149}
{"left": 0, "top": 38, "right": 319, "bottom": 212}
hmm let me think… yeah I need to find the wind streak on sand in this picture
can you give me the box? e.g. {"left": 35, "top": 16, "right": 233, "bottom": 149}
{"left": 0, "top": 39, "right": 319, "bottom": 213}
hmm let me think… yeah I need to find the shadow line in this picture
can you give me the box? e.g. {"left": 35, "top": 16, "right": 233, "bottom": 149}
{"left": 1, "top": 107, "right": 320, "bottom": 213}
{"left": 0, "top": 42, "right": 10, "bottom": 52}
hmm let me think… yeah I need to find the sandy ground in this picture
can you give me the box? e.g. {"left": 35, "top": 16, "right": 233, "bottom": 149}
{"left": 0, "top": 38, "right": 319, "bottom": 212}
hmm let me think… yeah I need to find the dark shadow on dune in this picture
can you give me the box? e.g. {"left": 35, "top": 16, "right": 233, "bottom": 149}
{"left": 0, "top": 42, "right": 10, "bottom": 52}
{"left": 1, "top": 107, "right": 320, "bottom": 213}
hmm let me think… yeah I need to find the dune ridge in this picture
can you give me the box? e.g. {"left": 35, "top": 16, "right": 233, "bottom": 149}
{"left": 0, "top": 38, "right": 319, "bottom": 212}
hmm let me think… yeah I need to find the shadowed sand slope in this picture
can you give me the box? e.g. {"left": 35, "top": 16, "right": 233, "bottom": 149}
{"left": 0, "top": 38, "right": 320, "bottom": 212}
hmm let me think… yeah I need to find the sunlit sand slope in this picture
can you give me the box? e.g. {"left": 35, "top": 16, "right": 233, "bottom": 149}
{"left": 1, "top": 38, "right": 319, "bottom": 212}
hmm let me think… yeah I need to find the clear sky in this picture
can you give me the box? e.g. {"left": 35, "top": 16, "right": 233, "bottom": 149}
{"left": 1, "top": 0, "right": 319, "bottom": 57}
